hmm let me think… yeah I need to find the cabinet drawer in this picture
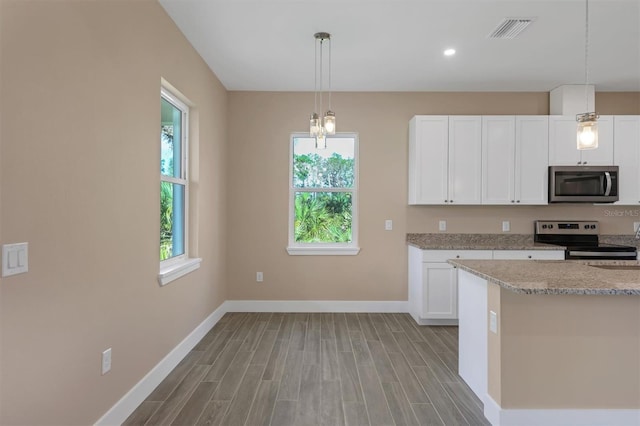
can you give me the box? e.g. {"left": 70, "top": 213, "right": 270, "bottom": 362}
{"left": 422, "top": 250, "right": 493, "bottom": 262}
{"left": 493, "top": 250, "right": 565, "bottom": 260}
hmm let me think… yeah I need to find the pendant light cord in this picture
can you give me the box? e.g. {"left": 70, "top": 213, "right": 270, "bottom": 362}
{"left": 314, "top": 38, "right": 318, "bottom": 115}
{"left": 319, "top": 38, "right": 323, "bottom": 122}
{"left": 328, "top": 37, "right": 332, "bottom": 111}
{"left": 584, "top": 0, "right": 590, "bottom": 111}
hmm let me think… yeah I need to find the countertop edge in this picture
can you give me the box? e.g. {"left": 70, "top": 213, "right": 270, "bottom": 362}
{"left": 450, "top": 260, "right": 640, "bottom": 296}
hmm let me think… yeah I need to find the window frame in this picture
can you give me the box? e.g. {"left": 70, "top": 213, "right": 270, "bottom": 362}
{"left": 287, "top": 133, "right": 360, "bottom": 256}
{"left": 158, "top": 85, "right": 201, "bottom": 285}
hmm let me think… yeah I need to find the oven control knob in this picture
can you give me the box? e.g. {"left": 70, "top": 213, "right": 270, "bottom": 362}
{"left": 584, "top": 224, "right": 589, "bottom": 229}
{"left": 548, "top": 224, "right": 553, "bottom": 229}
{"left": 590, "top": 224, "right": 596, "bottom": 229}
{"left": 542, "top": 224, "right": 547, "bottom": 229}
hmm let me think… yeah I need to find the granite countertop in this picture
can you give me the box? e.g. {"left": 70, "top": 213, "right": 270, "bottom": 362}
{"left": 407, "top": 233, "right": 640, "bottom": 251}
{"left": 406, "top": 233, "right": 563, "bottom": 250}
{"left": 449, "top": 259, "right": 640, "bottom": 295}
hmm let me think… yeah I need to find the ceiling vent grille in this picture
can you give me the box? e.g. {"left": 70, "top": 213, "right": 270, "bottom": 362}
{"left": 488, "top": 18, "right": 534, "bottom": 39}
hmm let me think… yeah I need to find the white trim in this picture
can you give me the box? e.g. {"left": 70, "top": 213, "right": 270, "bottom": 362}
{"left": 484, "top": 395, "right": 640, "bottom": 426}
{"left": 158, "top": 257, "right": 201, "bottom": 286}
{"left": 286, "top": 246, "right": 360, "bottom": 256}
{"left": 94, "top": 302, "right": 228, "bottom": 426}
{"left": 223, "top": 300, "right": 408, "bottom": 313}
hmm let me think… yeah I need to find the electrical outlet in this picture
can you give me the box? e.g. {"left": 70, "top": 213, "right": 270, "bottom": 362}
{"left": 489, "top": 311, "right": 498, "bottom": 334}
{"left": 256, "top": 272, "right": 263, "bottom": 282}
{"left": 439, "top": 220, "right": 447, "bottom": 232}
{"left": 502, "top": 221, "right": 510, "bottom": 232}
{"left": 385, "top": 219, "right": 393, "bottom": 231}
{"left": 102, "top": 348, "right": 112, "bottom": 375}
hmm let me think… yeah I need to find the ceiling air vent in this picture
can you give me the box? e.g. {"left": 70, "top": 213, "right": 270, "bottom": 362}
{"left": 488, "top": 18, "right": 534, "bottom": 39}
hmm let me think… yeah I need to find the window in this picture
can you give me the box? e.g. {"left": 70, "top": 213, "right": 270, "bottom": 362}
{"left": 287, "top": 134, "right": 359, "bottom": 255}
{"left": 159, "top": 86, "right": 200, "bottom": 285}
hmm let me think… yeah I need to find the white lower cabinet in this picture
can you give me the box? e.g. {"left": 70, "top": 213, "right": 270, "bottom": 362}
{"left": 408, "top": 247, "right": 492, "bottom": 325}
{"left": 408, "top": 247, "right": 564, "bottom": 325}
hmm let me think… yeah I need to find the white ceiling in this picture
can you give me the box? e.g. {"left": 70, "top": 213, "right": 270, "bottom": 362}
{"left": 159, "top": 0, "right": 640, "bottom": 92}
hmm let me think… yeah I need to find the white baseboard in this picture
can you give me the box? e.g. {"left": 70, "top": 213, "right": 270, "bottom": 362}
{"left": 484, "top": 395, "right": 640, "bottom": 426}
{"left": 224, "top": 299, "right": 408, "bottom": 313}
{"left": 94, "top": 302, "right": 228, "bottom": 426}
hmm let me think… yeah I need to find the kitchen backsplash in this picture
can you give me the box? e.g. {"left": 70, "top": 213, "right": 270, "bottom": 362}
{"left": 407, "top": 204, "right": 640, "bottom": 235}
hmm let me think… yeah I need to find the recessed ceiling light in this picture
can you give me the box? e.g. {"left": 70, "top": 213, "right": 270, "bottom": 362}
{"left": 444, "top": 48, "right": 456, "bottom": 56}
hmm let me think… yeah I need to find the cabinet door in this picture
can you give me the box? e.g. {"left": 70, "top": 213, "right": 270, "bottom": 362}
{"left": 549, "top": 116, "right": 581, "bottom": 165}
{"left": 516, "top": 116, "right": 549, "bottom": 204}
{"left": 449, "top": 116, "right": 482, "bottom": 204}
{"left": 482, "top": 116, "right": 516, "bottom": 204}
{"left": 422, "top": 262, "right": 457, "bottom": 319}
{"left": 613, "top": 116, "right": 640, "bottom": 205}
{"left": 550, "top": 115, "right": 614, "bottom": 165}
{"left": 408, "top": 116, "right": 449, "bottom": 204}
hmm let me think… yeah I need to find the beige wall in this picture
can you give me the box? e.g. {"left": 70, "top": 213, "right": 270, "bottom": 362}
{"left": 0, "top": 1, "right": 228, "bottom": 424}
{"left": 227, "top": 91, "right": 640, "bottom": 301}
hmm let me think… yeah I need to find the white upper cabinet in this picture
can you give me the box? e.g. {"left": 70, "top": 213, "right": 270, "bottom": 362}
{"left": 408, "top": 116, "right": 449, "bottom": 204}
{"left": 448, "top": 116, "right": 482, "bottom": 204}
{"left": 409, "top": 116, "right": 482, "bottom": 205}
{"left": 482, "top": 116, "right": 548, "bottom": 205}
{"left": 549, "top": 115, "right": 614, "bottom": 165}
{"left": 613, "top": 116, "right": 640, "bottom": 205}
{"left": 515, "top": 116, "right": 550, "bottom": 204}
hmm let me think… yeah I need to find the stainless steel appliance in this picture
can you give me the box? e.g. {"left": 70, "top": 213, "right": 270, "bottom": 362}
{"left": 549, "top": 165, "right": 619, "bottom": 203}
{"left": 534, "top": 220, "right": 637, "bottom": 260}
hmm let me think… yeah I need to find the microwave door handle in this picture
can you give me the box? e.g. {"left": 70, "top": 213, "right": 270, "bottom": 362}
{"left": 604, "top": 172, "right": 612, "bottom": 196}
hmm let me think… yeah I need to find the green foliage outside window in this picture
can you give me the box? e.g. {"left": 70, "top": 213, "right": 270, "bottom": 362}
{"left": 160, "top": 125, "right": 173, "bottom": 260}
{"left": 293, "top": 150, "right": 354, "bottom": 243}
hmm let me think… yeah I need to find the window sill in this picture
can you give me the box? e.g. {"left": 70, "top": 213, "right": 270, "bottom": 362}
{"left": 286, "top": 246, "right": 360, "bottom": 256}
{"left": 158, "top": 257, "right": 202, "bottom": 286}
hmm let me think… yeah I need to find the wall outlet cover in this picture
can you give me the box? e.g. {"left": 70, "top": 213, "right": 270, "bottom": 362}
{"left": 385, "top": 219, "right": 393, "bottom": 231}
{"left": 439, "top": 220, "right": 447, "bottom": 232}
{"left": 256, "top": 272, "right": 263, "bottom": 282}
{"left": 502, "top": 221, "right": 510, "bottom": 232}
{"left": 489, "top": 311, "right": 498, "bottom": 334}
{"left": 102, "top": 348, "right": 112, "bottom": 375}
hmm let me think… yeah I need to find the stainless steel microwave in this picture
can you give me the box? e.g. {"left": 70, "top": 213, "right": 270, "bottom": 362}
{"left": 549, "top": 165, "right": 619, "bottom": 203}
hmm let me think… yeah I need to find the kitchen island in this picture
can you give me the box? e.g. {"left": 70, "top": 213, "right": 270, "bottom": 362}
{"left": 449, "top": 259, "right": 640, "bottom": 426}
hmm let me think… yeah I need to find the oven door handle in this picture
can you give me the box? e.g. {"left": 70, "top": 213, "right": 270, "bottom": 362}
{"left": 604, "top": 172, "right": 612, "bottom": 196}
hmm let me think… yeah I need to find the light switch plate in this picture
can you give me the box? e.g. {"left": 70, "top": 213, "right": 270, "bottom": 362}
{"left": 3, "top": 243, "right": 28, "bottom": 277}
{"left": 489, "top": 310, "right": 498, "bottom": 334}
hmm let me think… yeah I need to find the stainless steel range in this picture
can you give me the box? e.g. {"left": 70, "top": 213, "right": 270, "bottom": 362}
{"left": 534, "top": 220, "right": 637, "bottom": 260}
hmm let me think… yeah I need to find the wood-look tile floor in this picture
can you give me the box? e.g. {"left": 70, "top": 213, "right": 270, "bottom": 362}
{"left": 124, "top": 313, "right": 490, "bottom": 426}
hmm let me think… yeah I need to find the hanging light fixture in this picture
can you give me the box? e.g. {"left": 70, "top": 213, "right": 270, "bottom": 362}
{"left": 309, "top": 32, "right": 335, "bottom": 149}
{"left": 576, "top": 0, "right": 599, "bottom": 150}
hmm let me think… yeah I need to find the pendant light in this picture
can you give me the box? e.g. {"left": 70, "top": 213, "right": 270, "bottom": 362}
{"left": 576, "top": 0, "right": 599, "bottom": 150}
{"left": 309, "top": 32, "right": 335, "bottom": 149}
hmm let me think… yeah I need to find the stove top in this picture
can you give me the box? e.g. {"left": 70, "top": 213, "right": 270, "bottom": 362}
{"left": 534, "top": 220, "right": 638, "bottom": 260}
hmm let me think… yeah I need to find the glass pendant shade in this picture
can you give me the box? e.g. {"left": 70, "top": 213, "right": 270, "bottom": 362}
{"left": 315, "top": 134, "right": 327, "bottom": 150}
{"left": 323, "top": 111, "right": 336, "bottom": 135}
{"left": 310, "top": 113, "right": 320, "bottom": 137}
{"left": 577, "top": 120, "right": 598, "bottom": 150}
